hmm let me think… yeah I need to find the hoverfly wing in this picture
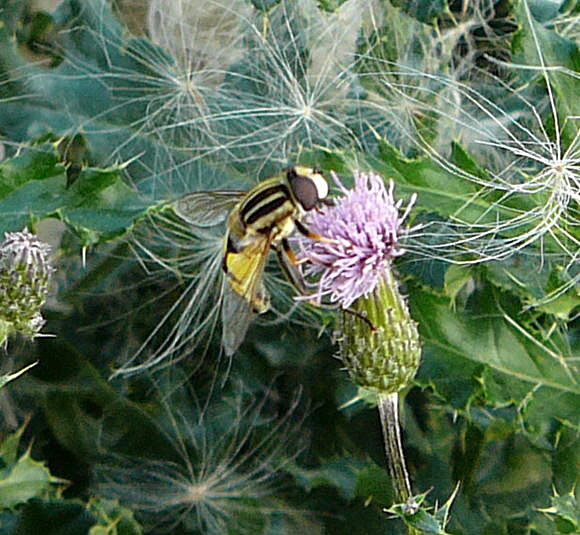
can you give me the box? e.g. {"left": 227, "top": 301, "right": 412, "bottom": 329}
{"left": 174, "top": 191, "right": 245, "bottom": 227}
{"left": 221, "top": 288, "right": 255, "bottom": 357}
{"left": 221, "top": 236, "right": 271, "bottom": 356}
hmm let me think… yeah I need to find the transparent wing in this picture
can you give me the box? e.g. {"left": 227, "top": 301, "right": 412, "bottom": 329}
{"left": 221, "top": 289, "right": 255, "bottom": 357}
{"left": 173, "top": 191, "right": 244, "bottom": 227}
{"left": 221, "top": 236, "right": 271, "bottom": 356}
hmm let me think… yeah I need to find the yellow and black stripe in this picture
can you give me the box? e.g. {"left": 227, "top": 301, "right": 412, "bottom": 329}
{"left": 238, "top": 180, "right": 294, "bottom": 230}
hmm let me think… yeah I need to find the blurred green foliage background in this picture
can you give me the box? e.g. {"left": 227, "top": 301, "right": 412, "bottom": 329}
{"left": 0, "top": 0, "right": 578, "bottom": 534}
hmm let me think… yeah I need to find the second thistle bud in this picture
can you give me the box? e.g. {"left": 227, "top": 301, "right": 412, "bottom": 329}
{"left": 0, "top": 229, "right": 53, "bottom": 344}
{"left": 338, "top": 266, "right": 421, "bottom": 394}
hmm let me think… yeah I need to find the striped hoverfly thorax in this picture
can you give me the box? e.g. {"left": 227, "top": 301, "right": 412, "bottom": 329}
{"left": 238, "top": 179, "right": 295, "bottom": 232}
{"left": 233, "top": 166, "right": 328, "bottom": 238}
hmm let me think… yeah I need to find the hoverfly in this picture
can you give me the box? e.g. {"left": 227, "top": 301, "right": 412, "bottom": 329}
{"left": 173, "top": 166, "right": 329, "bottom": 356}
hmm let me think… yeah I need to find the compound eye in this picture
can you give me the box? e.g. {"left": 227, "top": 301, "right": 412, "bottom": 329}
{"left": 289, "top": 171, "right": 319, "bottom": 210}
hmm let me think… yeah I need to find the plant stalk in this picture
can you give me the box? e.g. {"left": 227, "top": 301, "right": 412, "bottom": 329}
{"left": 378, "top": 391, "right": 419, "bottom": 534}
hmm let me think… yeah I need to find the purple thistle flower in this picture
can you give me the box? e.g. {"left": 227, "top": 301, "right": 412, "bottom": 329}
{"left": 296, "top": 171, "right": 421, "bottom": 506}
{"left": 296, "top": 170, "right": 416, "bottom": 308}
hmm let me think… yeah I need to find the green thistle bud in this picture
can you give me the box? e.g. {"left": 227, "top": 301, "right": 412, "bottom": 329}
{"left": 339, "top": 267, "right": 421, "bottom": 394}
{"left": 0, "top": 229, "right": 53, "bottom": 344}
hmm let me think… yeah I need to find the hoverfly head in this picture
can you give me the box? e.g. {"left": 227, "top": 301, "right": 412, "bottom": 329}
{"left": 288, "top": 166, "right": 328, "bottom": 211}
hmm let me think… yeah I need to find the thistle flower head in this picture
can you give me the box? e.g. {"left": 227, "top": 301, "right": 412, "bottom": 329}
{"left": 0, "top": 229, "right": 53, "bottom": 343}
{"left": 0, "top": 229, "right": 51, "bottom": 272}
{"left": 296, "top": 171, "right": 420, "bottom": 394}
{"left": 297, "top": 170, "right": 416, "bottom": 309}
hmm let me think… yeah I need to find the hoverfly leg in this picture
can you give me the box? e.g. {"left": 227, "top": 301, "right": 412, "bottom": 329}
{"left": 275, "top": 238, "right": 308, "bottom": 294}
{"left": 279, "top": 237, "right": 308, "bottom": 266}
{"left": 294, "top": 219, "right": 337, "bottom": 244}
{"left": 277, "top": 242, "right": 378, "bottom": 332}
{"left": 306, "top": 298, "right": 378, "bottom": 332}
{"left": 281, "top": 237, "right": 298, "bottom": 264}
{"left": 342, "top": 308, "right": 378, "bottom": 332}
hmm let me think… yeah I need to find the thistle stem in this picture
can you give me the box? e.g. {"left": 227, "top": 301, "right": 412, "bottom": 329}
{"left": 378, "top": 392, "right": 417, "bottom": 520}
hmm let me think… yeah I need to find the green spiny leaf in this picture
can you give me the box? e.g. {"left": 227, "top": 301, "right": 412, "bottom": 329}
{"left": 0, "top": 450, "right": 66, "bottom": 509}
{"left": 87, "top": 498, "right": 143, "bottom": 535}
{"left": 0, "top": 363, "right": 37, "bottom": 392}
